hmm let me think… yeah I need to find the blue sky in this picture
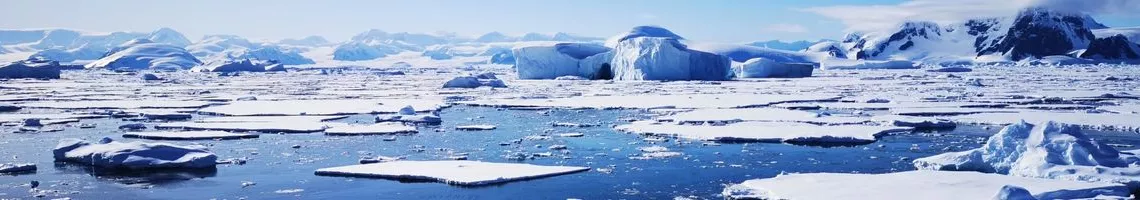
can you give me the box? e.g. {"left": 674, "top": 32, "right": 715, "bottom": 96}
{"left": 1, "top": 0, "right": 1137, "bottom": 43}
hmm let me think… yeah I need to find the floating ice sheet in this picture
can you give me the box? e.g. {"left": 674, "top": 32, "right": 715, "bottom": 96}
{"left": 616, "top": 121, "right": 912, "bottom": 145}
{"left": 314, "top": 160, "right": 590, "bottom": 186}
{"left": 196, "top": 99, "right": 445, "bottom": 116}
{"left": 460, "top": 94, "right": 840, "bottom": 109}
{"left": 325, "top": 123, "right": 418, "bottom": 136}
{"left": 949, "top": 112, "right": 1140, "bottom": 132}
{"left": 18, "top": 100, "right": 219, "bottom": 109}
{"left": 662, "top": 108, "right": 870, "bottom": 125}
{"left": 122, "top": 131, "right": 258, "bottom": 140}
{"left": 723, "top": 171, "right": 1130, "bottom": 200}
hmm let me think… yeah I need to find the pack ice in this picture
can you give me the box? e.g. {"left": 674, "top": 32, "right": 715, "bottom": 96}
{"left": 722, "top": 171, "right": 1131, "bottom": 200}
{"left": 53, "top": 138, "right": 217, "bottom": 169}
{"left": 314, "top": 160, "right": 590, "bottom": 186}
{"left": 913, "top": 121, "right": 1140, "bottom": 189}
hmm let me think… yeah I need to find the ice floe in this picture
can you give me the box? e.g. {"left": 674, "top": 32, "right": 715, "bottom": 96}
{"left": 456, "top": 125, "right": 496, "bottom": 131}
{"left": 53, "top": 138, "right": 217, "bottom": 169}
{"left": 661, "top": 108, "right": 870, "bottom": 125}
{"left": 914, "top": 121, "right": 1140, "bottom": 188}
{"left": 0, "top": 163, "right": 36, "bottom": 174}
{"left": 820, "top": 59, "right": 917, "bottom": 70}
{"left": 722, "top": 171, "right": 1130, "bottom": 200}
{"left": 122, "top": 131, "right": 259, "bottom": 140}
{"left": 17, "top": 100, "right": 217, "bottom": 109}
{"left": 616, "top": 121, "right": 912, "bottom": 145}
{"left": 324, "top": 123, "right": 418, "bottom": 136}
{"left": 461, "top": 94, "right": 839, "bottom": 109}
{"left": 949, "top": 112, "right": 1140, "bottom": 132}
{"left": 871, "top": 115, "right": 956, "bottom": 129}
{"left": 196, "top": 99, "right": 444, "bottom": 116}
{"left": 314, "top": 160, "right": 590, "bottom": 186}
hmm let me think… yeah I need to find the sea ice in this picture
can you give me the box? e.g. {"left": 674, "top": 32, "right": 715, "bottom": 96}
{"left": 662, "top": 108, "right": 870, "bottom": 125}
{"left": 461, "top": 94, "right": 840, "bottom": 109}
{"left": 949, "top": 112, "right": 1140, "bottom": 132}
{"left": 616, "top": 121, "right": 912, "bottom": 145}
{"left": 324, "top": 123, "right": 418, "bottom": 136}
{"left": 17, "top": 100, "right": 217, "bottom": 109}
{"left": 871, "top": 115, "right": 956, "bottom": 129}
{"left": 0, "top": 163, "right": 36, "bottom": 174}
{"left": 53, "top": 138, "right": 217, "bottom": 169}
{"left": 441, "top": 76, "right": 507, "bottom": 88}
{"left": 820, "top": 59, "right": 917, "bottom": 70}
{"left": 196, "top": 99, "right": 444, "bottom": 116}
{"left": 722, "top": 171, "right": 1130, "bottom": 200}
{"left": 122, "top": 131, "right": 258, "bottom": 140}
{"left": 313, "top": 160, "right": 590, "bottom": 186}
{"left": 914, "top": 121, "right": 1140, "bottom": 188}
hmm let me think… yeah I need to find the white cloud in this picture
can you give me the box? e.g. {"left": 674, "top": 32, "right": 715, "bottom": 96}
{"left": 802, "top": 0, "right": 1140, "bottom": 33}
{"left": 762, "top": 23, "right": 808, "bottom": 33}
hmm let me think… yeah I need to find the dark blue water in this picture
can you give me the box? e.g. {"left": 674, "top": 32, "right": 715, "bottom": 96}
{"left": 3, "top": 106, "right": 1139, "bottom": 199}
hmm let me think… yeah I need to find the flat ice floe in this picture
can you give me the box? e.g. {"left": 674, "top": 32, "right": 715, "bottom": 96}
{"left": 455, "top": 125, "right": 497, "bottom": 131}
{"left": 314, "top": 160, "right": 590, "bottom": 186}
{"left": 324, "top": 123, "right": 418, "bottom": 136}
{"left": 461, "top": 94, "right": 840, "bottom": 109}
{"left": 771, "top": 101, "right": 1008, "bottom": 111}
{"left": 1101, "top": 105, "right": 1140, "bottom": 114}
{"left": 722, "top": 171, "right": 1130, "bottom": 200}
{"left": 914, "top": 121, "right": 1140, "bottom": 189}
{"left": 616, "top": 121, "right": 912, "bottom": 145}
{"left": 17, "top": 100, "right": 218, "bottom": 109}
{"left": 196, "top": 99, "right": 444, "bottom": 116}
{"left": 662, "top": 108, "right": 870, "bottom": 125}
{"left": 156, "top": 116, "right": 346, "bottom": 133}
{"left": 949, "top": 112, "right": 1140, "bottom": 132}
{"left": 871, "top": 115, "right": 956, "bottom": 129}
{"left": 53, "top": 138, "right": 217, "bottom": 169}
{"left": 0, "top": 114, "right": 105, "bottom": 123}
{"left": 891, "top": 107, "right": 1023, "bottom": 116}
{"left": 122, "top": 131, "right": 259, "bottom": 140}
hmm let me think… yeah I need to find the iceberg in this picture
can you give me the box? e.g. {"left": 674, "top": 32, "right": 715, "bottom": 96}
{"left": 603, "top": 26, "right": 684, "bottom": 48}
{"left": 53, "top": 138, "right": 217, "bottom": 169}
{"left": 732, "top": 57, "right": 813, "bottom": 78}
{"left": 608, "top": 37, "right": 732, "bottom": 81}
{"left": 441, "top": 76, "right": 507, "bottom": 88}
{"left": 512, "top": 43, "right": 610, "bottom": 79}
{"left": 722, "top": 171, "right": 1130, "bottom": 200}
{"left": 314, "top": 160, "right": 590, "bottom": 186}
{"left": 190, "top": 59, "right": 285, "bottom": 73}
{"left": 84, "top": 40, "right": 201, "bottom": 70}
{"left": 0, "top": 59, "right": 61, "bottom": 79}
{"left": 913, "top": 121, "right": 1140, "bottom": 188}
{"left": 820, "top": 58, "right": 916, "bottom": 70}
{"left": 0, "top": 163, "right": 36, "bottom": 174}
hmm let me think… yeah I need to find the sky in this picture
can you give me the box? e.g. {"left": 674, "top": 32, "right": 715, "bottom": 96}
{"left": 1, "top": 0, "right": 1138, "bottom": 43}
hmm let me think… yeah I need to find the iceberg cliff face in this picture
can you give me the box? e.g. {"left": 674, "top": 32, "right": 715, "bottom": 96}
{"left": 512, "top": 43, "right": 609, "bottom": 79}
{"left": 609, "top": 37, "right": 731, "bottom": 81}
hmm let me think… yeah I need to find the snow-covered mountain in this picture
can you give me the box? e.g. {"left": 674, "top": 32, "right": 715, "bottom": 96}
{"left": 0, "top": 28, "right": 192, "bottom": 63}
{"left": 187, "top": 35, "right": 315, "bottom": 65}
{"left": 278, "top": 36, "right": 330, "bottom": 47}
{"left": 832, "top": 7, "right": 1140, "bottom": 63}
{"left": 330, "top": 29, "right": 603, "bottom": 61}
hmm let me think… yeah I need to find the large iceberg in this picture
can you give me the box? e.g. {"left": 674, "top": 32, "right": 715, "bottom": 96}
{"left": 913, "top": 121, "right": 1140, "bottom": 189}
{"left": 607, "top": 37, "right": 731, "bottom": 81}
{"left": 53, "top": 138, "right": 217, "bottom": 169}
{"left": 84, "top": 39, "right": 201, "bottom": 70}
{"left": 512, "top": 43, "right": 610, "bottom": 79}
{"left": 732, "top": 57, "right": 813, "bottom": 78}
{"left": 0, "top": 59, "right": 61, "bottom": 79}
{"left": 190, "top": 59, "right": 285, "bottom": 72}
{"left": 603, "top": 26, "right": 684, "bottom": 47}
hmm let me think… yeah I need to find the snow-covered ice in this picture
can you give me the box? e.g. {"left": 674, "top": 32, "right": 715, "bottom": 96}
{"left": 324, "top": 123, "right": 418, "bottom": 136}
{"left": 914, "top": 121, "right": 1140, "bottom": 188}
{"left": 949, "top": 112, "right": 1140, "bottom": 132}
{"left": 17, "top": 100, "right": 217, "bottom": 109}
{"left": 0, "top": 163, "right": 36, "bottom": 174}
{"left": 53, "top": 138, "right": 217, "bottom": 169}
{"left": 122, "top": 131, "right": 259, "bottom": 140}
{"left": 616, "top": 121, "right": 912, "bottom": 145}
{"left": 314, "top": 160, "right": 590, "bottom": 186}
{"left": 732, "top": 57, "right": 814, "bottom": 78}
{"left": 455, "top": 125, "right": 496, "bottom": 131}
{"left": 461, "top": 94, "right": 840, "bottom": 109}
{"left": 196, "top": 99, "right": 444, "bottom": 116}
{"left": 820, "top": 59, "right": 917, "bottom": 70}
{"left": 871, "top": 115, "right": 956, "bottom": 129}
{"left": 722, "top": 171, "right": 1130, "bottom": 200}
{"left": 662, "top": 108, "right": 870, "bottom": 125}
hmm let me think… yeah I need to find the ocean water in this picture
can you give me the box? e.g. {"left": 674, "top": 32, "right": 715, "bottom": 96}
{"left": 2, "top": 106, "right": 1138, "bottom": 200}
